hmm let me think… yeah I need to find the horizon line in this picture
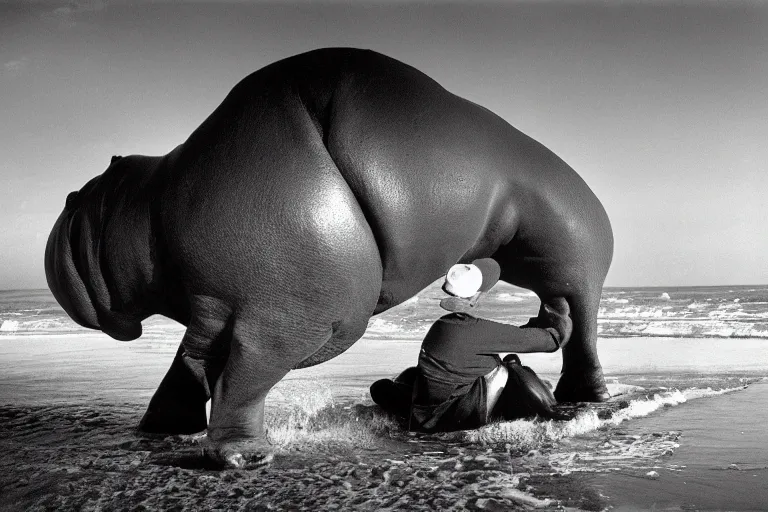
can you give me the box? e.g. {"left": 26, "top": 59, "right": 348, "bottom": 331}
{"left": 2, "top": 283, "right": 767, "bottom": 294}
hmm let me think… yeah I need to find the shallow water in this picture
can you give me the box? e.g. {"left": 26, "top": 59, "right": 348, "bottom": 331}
{"left": 592, "top": 381, "right": 768, "bottom": 511}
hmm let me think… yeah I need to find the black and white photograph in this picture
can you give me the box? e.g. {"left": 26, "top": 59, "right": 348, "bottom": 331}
{"left": 1, "top": 0, "right": 766, "bottom": 510}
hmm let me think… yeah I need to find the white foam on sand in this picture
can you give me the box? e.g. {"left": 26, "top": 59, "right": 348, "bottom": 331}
{"left": 436, "top": 385, "right": 748, "bottom": 473}
{"left": 258, "top": 377, "right": 748, "bottom": 461}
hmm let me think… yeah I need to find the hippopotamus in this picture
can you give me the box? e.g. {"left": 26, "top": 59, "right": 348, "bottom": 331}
{"left": 45, "top": 48, "right": 613, "bottom": 466}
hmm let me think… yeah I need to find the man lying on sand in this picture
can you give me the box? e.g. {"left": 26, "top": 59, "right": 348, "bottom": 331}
{"left": 370, "top": 259, "right": 571, "bottom": 432}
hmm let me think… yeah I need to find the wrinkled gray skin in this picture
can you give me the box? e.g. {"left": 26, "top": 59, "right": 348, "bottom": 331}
{"left": 45, "top": 48, "right": 613, "bottom": 467}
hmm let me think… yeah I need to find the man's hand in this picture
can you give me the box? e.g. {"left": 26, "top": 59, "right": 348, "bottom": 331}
{"left": 440, "top": 292, "right": 482, "bottom": 313}
{"left": 439, "top": 296, "right": 473, "bottom": 313}
{"left": 522, "top": 298, "right": 572, "bottom": 348}
{"left": 541, "top": 298, "right": 572, "bottom": 348}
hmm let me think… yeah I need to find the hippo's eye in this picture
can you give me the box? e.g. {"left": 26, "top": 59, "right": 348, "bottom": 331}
{"left": 65, "top": 191, "right": 79, "bottom": 209}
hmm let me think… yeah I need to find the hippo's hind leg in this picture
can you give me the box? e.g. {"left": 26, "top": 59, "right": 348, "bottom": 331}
{"left": 203, "top": 316, "right": 289, "bottom": 468}
{"left": 138, "top": 296, "right": 233, "bottom": 435}
{"left": 551, "top": 286, "right": 611, "bottom": 402}
{"left": 138, "top": 345, "right": 210, "bottom": 434}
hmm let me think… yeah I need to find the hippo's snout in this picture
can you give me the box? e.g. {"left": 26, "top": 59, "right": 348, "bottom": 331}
{"left": 45, "top": 207, "right": 101, "bottom": 331}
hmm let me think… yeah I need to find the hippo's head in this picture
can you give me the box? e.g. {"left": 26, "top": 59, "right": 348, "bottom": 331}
{"left": 44, "top": 156, "right": 143, "bottom": 341}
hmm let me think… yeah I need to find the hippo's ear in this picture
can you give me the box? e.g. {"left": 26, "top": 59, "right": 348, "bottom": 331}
{"left": 111, "top": 155, "right": 123, "bottom": 164}
{"left": 65, "top": 191, "right": 79, "bottom": 209}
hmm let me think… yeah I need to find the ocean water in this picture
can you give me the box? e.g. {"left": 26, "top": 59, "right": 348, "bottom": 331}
{"left": 2, "top": 284, "right": 767, "bottom": 510}
{"left": 4, "top": 284, "right": 768, "bottom": 340}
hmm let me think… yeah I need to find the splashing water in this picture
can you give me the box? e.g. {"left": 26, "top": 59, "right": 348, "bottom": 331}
{"left": 254, "top": 378, "right": 752, "bottom": 481}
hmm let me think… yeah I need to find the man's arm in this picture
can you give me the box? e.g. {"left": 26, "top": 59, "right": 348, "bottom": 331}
{"left": 469, "top": 316, "right": 562, "bottom": 354}
{"left": 471, "top": 297, "right": 572, "bottom": 355}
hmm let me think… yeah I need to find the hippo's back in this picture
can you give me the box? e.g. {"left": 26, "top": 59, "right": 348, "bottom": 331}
{"left": 161, "top": 48, "right": 609, "bottom": 312}
{"left": 316, "top": 50, "right": 609, "bottom": 308}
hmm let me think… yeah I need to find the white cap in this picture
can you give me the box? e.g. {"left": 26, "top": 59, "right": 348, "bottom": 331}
{"left": 443, "top": 264, "right": 483, "bottom": 298}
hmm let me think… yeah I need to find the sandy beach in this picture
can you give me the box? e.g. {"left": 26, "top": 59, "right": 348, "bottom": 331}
{"left": 1, "top": 332, "right": 766, "bottom": 511}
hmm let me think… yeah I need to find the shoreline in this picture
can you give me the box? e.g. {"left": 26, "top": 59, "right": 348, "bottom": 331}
{"left": 2, "top": 379, "right": 764, "bottom": 511}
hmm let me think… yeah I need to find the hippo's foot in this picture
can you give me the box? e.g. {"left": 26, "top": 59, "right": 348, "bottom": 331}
{"left": 138, "top": 402, "right": 208, "bottom": 435}
{"left": 554, "top": 366, "right": 610, "bottom": 403}
{"left": 202, "top": 436, "right": 275, "bottom": 469}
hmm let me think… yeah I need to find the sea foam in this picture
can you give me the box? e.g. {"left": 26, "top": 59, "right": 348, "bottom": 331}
{"left": 0, "top": 320, "right": 19, "bottom": 332}
{"left": 261, "top": 379, "right": 748, "bottom": 458}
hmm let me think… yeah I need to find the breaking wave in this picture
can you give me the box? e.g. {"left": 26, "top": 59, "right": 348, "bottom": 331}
{"left": 3, "top": 285, "right": 768, "bottom": 339}
{"left": 453, "top": 385, "right": 745, "bottom": 448}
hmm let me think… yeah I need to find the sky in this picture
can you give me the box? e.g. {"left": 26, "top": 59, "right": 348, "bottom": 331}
{"left": 1, "top": 0, "right": 766, "bottom": 289}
